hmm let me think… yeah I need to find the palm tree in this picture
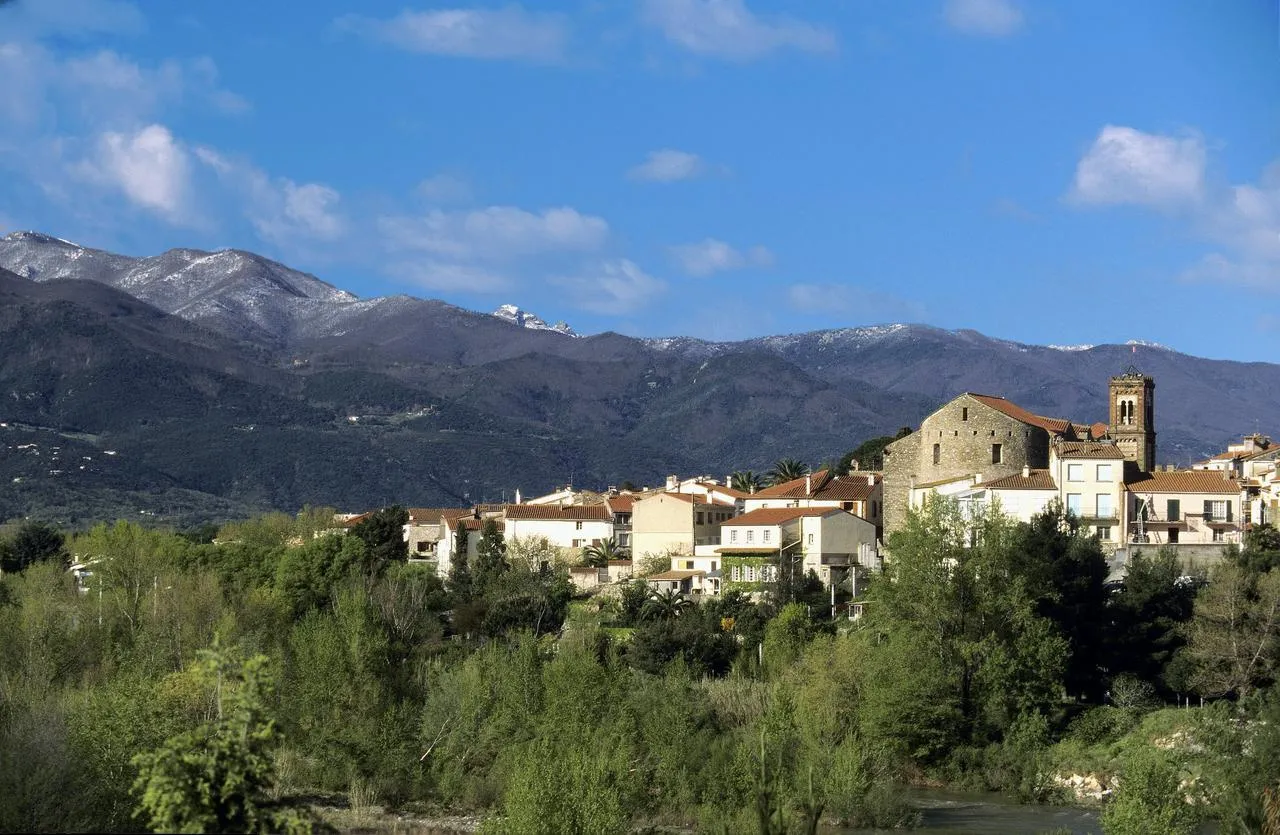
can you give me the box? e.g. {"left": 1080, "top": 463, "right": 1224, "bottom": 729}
{"left": 641, "top": 588, "right": 692, "bottom": 621}
{"left": 730, "top": 470, "right": 764, "bottom": 493}
{"left": 766, "top": 458, "right": 810, "bottom": 486}
{"left": 582, "top": 537, "right": 629, "bottom": 567}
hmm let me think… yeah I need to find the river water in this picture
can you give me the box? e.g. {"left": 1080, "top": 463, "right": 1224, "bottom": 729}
{"left": 842, "top": 788, "right": 1102, "bottom": 835}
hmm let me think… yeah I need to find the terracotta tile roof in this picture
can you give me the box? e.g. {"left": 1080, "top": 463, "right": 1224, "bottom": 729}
{"left": 724, "top": 507, "right": 843, "bottom": 526}
{"left": 1054, "top": 441, "right": 1126, "bottom": 460}
{"left": 752, "top": 469, "right": 831, "bottom": 499}
{"left": 1125, "top": 470, "right": 1243, "bottom": 495}
{"left": 1090, "top": 422, "right": 1109, "bottom": 440}
{"left": 814, "top": 475, "right": 879, "bottom": 502}
{"left": 606, "top": 559, "right": 633, "bottom": 566}
{"left": 455, "top": 517, "right": 504, "bottom": 532}
{"left": 605, "top": 495, "right": 635, "bottom": 513}
{"left": 968, "top": 394, "right": 1074, "bottom": 436}
{"left": 441, "top": 508, "right": 472, "bottom": 524}
{"left": 914, "top": 474, "right": 974, "bottom": 490}
{"left": 983, "top": 469, "right": 1057, "bottom": 491}
{"left": 337, "top": 512, "right": 373, "bottom": 529}
{"left": 406, "top": 507, "right": 462, "bottom": 524}
{"left": 647, "top": 569, "right": 705, "bottom": 581}
{"left": 503, "top": 503, "right": 612, "bottom": 521}
{"left": 646, "top": 492, "right": 735, "bottom": 507}
{"left": 570, "top": 565, "right": 604, "bottom": 574}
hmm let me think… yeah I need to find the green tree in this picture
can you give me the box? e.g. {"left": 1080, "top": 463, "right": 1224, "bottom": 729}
{"left": 1099, "top": 747, "right": 1198, "bottom": 835}
{"left": 274, "top": 533, "right": 366, "bottom": 616}
{"left": 1, "top": 521, "right": 66, "bottom": 573}
{"left": 1110, "top": 547, "right": 1199, "bottom": 696}
{"left": 837, "top": 427, "right": 912, "bottom": 474}
{"left": 474, "top": 518, "right": 509, "bottom": 595}
{"left": 1232, "top": 523, "right": 1280, "bottom": 575}
{"left": 729, "top": 471, "right": 764, "bottom": 493}
{"left": 582, "top": 537, "right": 628, "bottom": 568}
{"left": 1184, "top": 562, "right": 1280, "bottom": 700}
{"left": 449, "top": 525, "right": 474, "bottom": 601}
{"left": 641, "top": 588, "right": 692, "bottom": 621}
{"left": 350, "top": 505, "right": 409, "bottom": 578}
{"left": 766, "top": 459, "right": 809, "bottom": 486}
{"left": 131, "top": 640, "right": 310, "bottom": 834}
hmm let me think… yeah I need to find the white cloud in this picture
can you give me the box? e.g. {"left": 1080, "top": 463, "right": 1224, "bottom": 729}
{"left": 416, "top": 172, "right": 472, "bottom": 205}
{"left": 76, "top": 124, "right": 192, "bottom": 221}
{"left": 338, "top": 6, "right": 567, "bottom": 63}
{"left": 378, "top": 206, "right": 609, "bottom": 261}
{"left": 1068, "top": 125, "right": 1280, "bottom": 292}
{"left": 787, "top": 283, "right": 927, "bottom": 320}
{"left": 991, "top": 197, "right": 1039, "bottom": 222}
{"left": 641, "top": 0, "right": 836, "bottom": 61}
{"left": 551, "top": 259, "right": 667, "bottom": 315}
{"left": 628, "top": 149, "right": 705, "bottom": 183}
{"left": 944, "top": 0, "right": 1024, "bottom": 37}
{"left": 669, "top": 238, "right": 773, "bottom": 276}
{"left": 386, "top": 260, "right": 510, "bottom": 293}
{"left": 1068, "top": 125, "right": 1206, "bottom": 210}
{"left": 0, "top": 0, "right": 144, "bottom": 38}
{"left": 196, "top": 147, "right": 346, "bottom": 248}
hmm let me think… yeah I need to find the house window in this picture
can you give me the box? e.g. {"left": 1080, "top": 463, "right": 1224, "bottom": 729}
{"left": 696, "top": 511, "right": 704, "bottom": 525}
{"left": 763, "top": 529, "right": 771, "bottom": 544}
{"left": 731, "top": 566, "right": 741, "bottom": 582}
{"left": 933, "top": 443, "right": 941, "bottom": 465}
{"left": 807, "top": 533, "right": 814, "bottom": 545}
{"left": 745, "top": 565, "right": 755, "bottom": 582}
{"left": 1206, "top": 500, "right": 1228, "bottom": 521}
{"left": 1166, "top": 499, "right": 1180, "bottom": 521}
{"left": 416, "top": 541, "right": 428, "bottom": 553}
{"left": 575, "top": 521, "right": 583, "bottom": 530}
{"left": 1067, "top": 463, "right": 1083, "bottom": 482}
{"left": 1213, "top": 528, "right": 1225, "bottom": 542}
{"left": 573, "top": 539, "right": 583, "bottom": 548}
{"left": 1168, "top": 528, "right": 1179, "bottom": 544}
{"left": 1096, "top": 464, "right": 1113, "bottom": 481}
{"left": 730, "top": 530, "right": 738, "bottom": 543}
{"left": 685, "top": 560, "right": 695, "bottom": 569}
{"left": 991, "top": 444, "right": 1002, "bottom": 464}
{"left": 1096, "top": 494, "right": 1113, "bottom": 518}
{"left": 1097, "top": 526, "right": 1112, "bottom": 541}
{"left": 962, "top": 407, "right": 969, "bottom": 421}
{"left": 711, "top": 561, "right": 717, "bottom": 571}
{"left": 1066, "top": 493, "right": 1082, "bottom": 515}
{"left": 746, "top": 530, "right": 754, "bottom": 543}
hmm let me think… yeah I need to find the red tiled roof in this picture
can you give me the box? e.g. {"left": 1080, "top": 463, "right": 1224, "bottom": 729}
{"left": 814, "top": 475, "right": 880, "bottom": 502}
{"left": 645, "top": 492, "right": 735, "bottom": 507}
{"left": 337, "top": 512, "right": 372, "bottom": 529}
{"left": 605, "top": 495, "right": 635, "bottom": 513}
{"left": 503, "top": 503, "right": 611, "bottom": 521}
{"left": 984, "top": 469, "right": 1057, "bottom": 491}
{"left": 968, "top": 394, "right": 1074, "bottom": 435}
{"left": 1125, "top": 471, "right": 1243, "bottom": 495}
{"left": 1090, "top": 422, "right": 1110, "bottom": 440}
{"left": 406, "top": 507, "right": 462, "bottom": 523}
{"left": 1054, "top": 441, "right": 1126, "bottom": 460}
{"left": 724, "top": 507, "right": 843, "bottom": 526}
{"left": 455, "top": 517, "right": 504, "bottom": 532}
{"left": 752, "top": 469, "right": 830, "bottom": 499}
{"left": 606, "top": 559, "right": 633, "bottom": 566}
{"left": 646, "top": 570, "right": 705, "bottom": 581}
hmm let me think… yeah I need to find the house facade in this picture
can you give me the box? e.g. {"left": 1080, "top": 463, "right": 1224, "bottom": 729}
{"left": 718, "top": 507, "right": 878, "bottom": 593}
{"left": 631, "top": 492, "right": 734, "bottom": 564}
{"left": 1124, "top": 470, "right": 1246, "bottom": 567}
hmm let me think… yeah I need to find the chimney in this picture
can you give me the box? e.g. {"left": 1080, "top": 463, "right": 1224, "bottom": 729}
{"left": 805, "top": 474, "right": 812, "bottom": 495}
{"left": 666, "top": 474, "right": 678, "bottom": 491}
{"left": 1022, "top": 465, "right": 1030, "bottom": 478}
{"left": 726, "top": 474, "right": 733, "bottom": 490}
{"left": 867, "top": 474, "right": 875, "bottom": 486}
{"left": 515, "top": 488, "right": 522, "bottom": 505}
{"left": 974, "top": 473, "right": 983, "bottom": 484}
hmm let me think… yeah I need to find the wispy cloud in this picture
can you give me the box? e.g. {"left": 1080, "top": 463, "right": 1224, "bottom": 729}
{"left": 0, "top": 0, "right": 144, "bottom": 39}
{"left": 669, "top": 238, "right": 772, "bottom": 276}
{"left": 628, "top": 149, "right": 706, "bottom": 183}
{"left": 640, "top": 0, "right": 836, "bottom": 61}
{"left": 416, "top": 172, "right": 473, "bottom": 205}
{"left": 944, "top": 0, "right": 1024, "bottom": 37}
{"left": 1067, "top": 125, "right": 1280, "bottom": 292}
{"left": 991, "top": 197, "right": 1039, "bottom": 222}
{"left": 378, "top": 206, "right": 609, "bottom": 261}
{"left": 551, "top": 259, "right": 667, "bottom": 314}
{"left": 787, "top": 283, "right": 927, "bottom": 321}
{"left": 337, "top": 6, "right": 568, "bottom": 63}
{"left": 197, "top": 147, "right": 346, "bottom": 249}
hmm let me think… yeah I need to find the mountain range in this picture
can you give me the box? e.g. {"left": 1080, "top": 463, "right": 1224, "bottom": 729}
{"left": 2, "top": 231, "right": 1277, "bottom": 527}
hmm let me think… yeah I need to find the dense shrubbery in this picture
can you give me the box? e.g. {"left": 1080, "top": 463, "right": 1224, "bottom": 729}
{"left": 0, "top": 511, "right": 1277, "bottom": 833}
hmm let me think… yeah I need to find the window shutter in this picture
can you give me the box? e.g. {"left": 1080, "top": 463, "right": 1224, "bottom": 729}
{"left": 1226, "top": 502, "right": 1233, "bottom": 522}
{"left": 1204, "top": 500, "right": 1212, "bottom": 517}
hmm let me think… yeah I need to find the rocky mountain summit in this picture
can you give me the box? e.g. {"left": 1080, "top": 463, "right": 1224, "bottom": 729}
{"left": 492, "top": 304, "right": 578, "bottom": 337}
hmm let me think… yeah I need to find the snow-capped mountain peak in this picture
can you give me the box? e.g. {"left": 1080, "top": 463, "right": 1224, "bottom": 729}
{"left": 492, "top": 304, "right": 578, "bottom": 337}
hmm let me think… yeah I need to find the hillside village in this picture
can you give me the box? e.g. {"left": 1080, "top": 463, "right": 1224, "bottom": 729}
{"left": 335, "top": 370, "right": 1278, "bottom": 603}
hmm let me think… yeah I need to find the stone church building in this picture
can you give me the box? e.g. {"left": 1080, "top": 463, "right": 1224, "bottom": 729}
{"left": 881, "top": 371, "right": 1156, "bottom": 538}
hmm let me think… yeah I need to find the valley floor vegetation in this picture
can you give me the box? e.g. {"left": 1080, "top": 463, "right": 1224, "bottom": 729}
{"left": 1, "top": 502, "right": 1279, "bottom": 834}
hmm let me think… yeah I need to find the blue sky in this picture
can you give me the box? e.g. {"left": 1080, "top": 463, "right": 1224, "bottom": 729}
{"left": 1, "top": 0, "right": 1277, "bottom": 360}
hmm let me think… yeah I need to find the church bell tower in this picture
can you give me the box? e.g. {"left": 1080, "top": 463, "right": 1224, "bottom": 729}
{"left": 1109, "top": 369, "right": 1156, "bottom": 473}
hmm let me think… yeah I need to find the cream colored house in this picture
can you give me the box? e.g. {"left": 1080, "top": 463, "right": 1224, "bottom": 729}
{"left": 501, "top": 503, "right": 614, "bottom": 557}
{"left": 402, "top": 507, "right": 464, "bottom": 563}
{"left": 957, "top": 467, "right": 1059, "bottom": 523}
{"left": 719, "top": 507, "right": 878, "bottom": 591}
{"left": 631, "top": 492, "right": 735, "bottom": 564}
{"left": 742, "top": 470, "right": 883, "bottom": 534}
{"left": 1124, "top": 469, "right": 1246, "bottom": 554}
{"left": 435, "top": 514, "right": 501, "bottom": 578}
{"left": 1052, "top": 441, "right": 1127, "bottom": 547}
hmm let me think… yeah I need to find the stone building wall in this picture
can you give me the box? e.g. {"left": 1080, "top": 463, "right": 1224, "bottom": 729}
{"left": 882, "top": 394, "right": 1051, "bottom": 538}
